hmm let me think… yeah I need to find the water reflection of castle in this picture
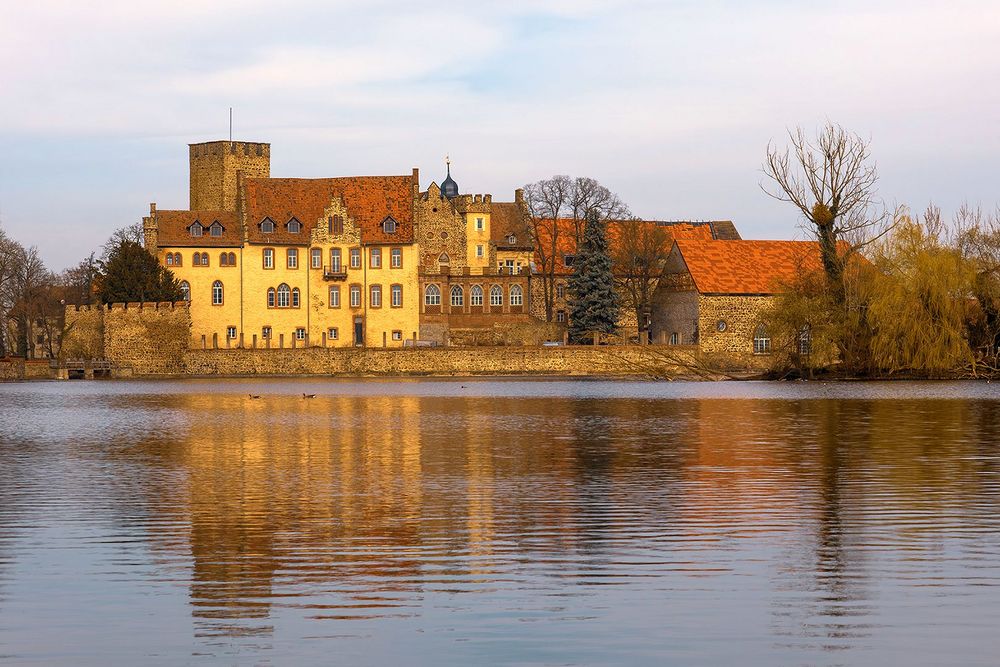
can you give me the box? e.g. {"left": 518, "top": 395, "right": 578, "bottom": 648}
{"left": 122, "top": 391, "right": 998, "bottom": 650}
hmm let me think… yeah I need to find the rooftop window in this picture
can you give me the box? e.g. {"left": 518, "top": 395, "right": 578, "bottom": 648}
{"left": 260, "top": 218, "right": 275, "bottom": 234}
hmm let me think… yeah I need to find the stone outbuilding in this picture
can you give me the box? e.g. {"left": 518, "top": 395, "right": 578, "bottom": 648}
{"left": 650, "top": 239, "right": 826, "bottom": 358}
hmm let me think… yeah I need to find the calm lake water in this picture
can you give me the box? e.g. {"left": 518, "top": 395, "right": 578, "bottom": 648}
{"left": 1, "top": 379, "right": 1000, "bottom": 666}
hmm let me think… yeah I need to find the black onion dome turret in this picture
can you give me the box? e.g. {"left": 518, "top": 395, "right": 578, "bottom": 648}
{"left": 441, "top": 159, "right": 459, "bottom": 198}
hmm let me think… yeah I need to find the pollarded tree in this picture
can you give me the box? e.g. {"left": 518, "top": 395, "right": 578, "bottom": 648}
{"left": 96, "top": 240, "right": 182, "bottom": 304}
{"left": 568, "top": 210, "right": 619, "bottom": 344}
{"left": 763, "top": 123, "right": 895, "bottom": 298}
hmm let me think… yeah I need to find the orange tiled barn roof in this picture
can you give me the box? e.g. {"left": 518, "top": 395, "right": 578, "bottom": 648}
{"left": 243, "top": 175, "right": 414, "bottom": 245}
{"left": 674, "top": 239, "right": 827, "bottom": 294}
{"left": 156, "top": 210, "right": 241, "bottom": 247}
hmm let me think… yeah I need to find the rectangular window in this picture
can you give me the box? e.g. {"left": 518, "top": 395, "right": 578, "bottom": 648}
{"left": 556, "top": 311, "right": 566, "bottom": 323}
{"left": 330, "top": 248, "right": 342, "bottom": 273}
{"left": 328, "top": 327, "right": 339, "bottom": 340}
{"left": 295, "top": 327, "right": 306, "bottom": 341}
{"left": 262, "top": 326, "right": 272, "bottom": 340}
{"left": 370, "top": 247, "right": 381, "bottom": 269}
{"left": 476, "top": 217, "right": 484, "bottom": 231}
{"left": 370, "top": 284, "right": 382, "bottom": 308}
{"left": 476, "top": 244, "right": 484, "bottom": 258}
{"left": 263, "top": 248, "right": 274, "bottom": 269}
{"left": 350, "top": 248, "right": 361, "bottom": 269}
{"left": 392, "top": 330, "right": 402, "bottom": 341}
{"left": 333, "top": 215, "right": 344, "bottom": 235}
{"left": 350, "top": 285, "right": 361, "bottom": 308}
{"left": 390, "top": 247, "right": 402, "bottom": 268}
{"left": 329, "top": 286, "right": 341, "bottom": 308}
{"left": 391, "top": 284, "right": 402, "bottom": 308}
{"left": 227, "top": 326, "right": 237, "bottom": 339}
{"left": 287, "top": 248, "right": 298, "bottom": 269}
{"left": 557, "top": 284, "right": 565, "bottom": 298}
{"left": 311, "top": 248, "right": 322, "bottom": 269}
{"left": 563, "top": 254, "right": 575, "bottom": 267}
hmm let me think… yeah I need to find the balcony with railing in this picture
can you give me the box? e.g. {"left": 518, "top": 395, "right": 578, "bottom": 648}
{"left": 323, "top": 265, "right": 348, "bottom": 281}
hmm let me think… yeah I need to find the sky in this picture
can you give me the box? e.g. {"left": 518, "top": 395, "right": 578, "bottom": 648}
{"left": 1, "top": 0, "right": 998, "bottom": 271}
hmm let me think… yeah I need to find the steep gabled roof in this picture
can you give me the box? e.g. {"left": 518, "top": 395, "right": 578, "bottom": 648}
{"left": 674, "top": 239, "right": 826, "bottom": 295}
{"left": 156, "top": 210, "right": 241, "bottom": 247}
{"left": 490, "top": 202, "right": 533, "bottom": 249}
{"left": 243, "top": 175, "right": 414, "bottom": 245}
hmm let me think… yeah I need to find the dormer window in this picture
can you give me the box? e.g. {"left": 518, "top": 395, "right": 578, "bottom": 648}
{"left": 260, "top": 218, "right": 275, "bottom": 234}
{"left": 209, "top": 222, "right": 224, "bottom": 237}
{"left": 189, "top": 221, "right": 203, "bottom": 237}
{"left": 287, "top": 218, "right": 302, "bottom": 234}
{"left": 563, "top": 254, "right": 576, "bottom": 268}
{"left": 506, "top": 233, "right": 517, "bottom": 245}
{"left": 382, "top": 216, "right": 397, "bottom": 234}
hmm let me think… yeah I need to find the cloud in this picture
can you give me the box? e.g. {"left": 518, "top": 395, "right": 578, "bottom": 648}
{"left": 1, "top": 0, "right": 999, "bottom": 269}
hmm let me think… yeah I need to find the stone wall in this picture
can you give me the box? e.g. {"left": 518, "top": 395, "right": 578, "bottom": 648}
{"left": 64, "top": 302, "right": 192, "bottom": 375}
{"left": 181, "top": 345, "right": 690, "bottom": 377}
{"left": 0, "top": 358, "right": 24, "bottom": 381}
{"left": 650, "top": 289, "right": 699, "bottom": 345}
{"left": 698, "top": 294, "right": 774, "bottom": 359}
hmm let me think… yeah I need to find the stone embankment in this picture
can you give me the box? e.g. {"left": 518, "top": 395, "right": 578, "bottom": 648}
{"left": 59, "top": 302, "right": 697, "bottom": 378}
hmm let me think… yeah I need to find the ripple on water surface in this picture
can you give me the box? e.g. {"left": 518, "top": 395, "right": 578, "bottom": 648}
{"left": 1, "top": 378, "right": 999, "bottom": 666}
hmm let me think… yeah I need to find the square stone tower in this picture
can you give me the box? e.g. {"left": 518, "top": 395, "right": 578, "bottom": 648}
{"left": 189, "top": 140, "right": 270, "bottom": 212}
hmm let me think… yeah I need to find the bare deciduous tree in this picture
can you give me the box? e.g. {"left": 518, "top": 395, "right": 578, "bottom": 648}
{"left": 101, "top": 221, "right": 144, "bottom": 260}
{"left": 609, "top": 219, "right": 672, "bottom": 338}
{"left": 524, "top": 176, "right": 631, "bottom": 322}
{"left": 763, "top": 123, "right": 894, "bottom": 294}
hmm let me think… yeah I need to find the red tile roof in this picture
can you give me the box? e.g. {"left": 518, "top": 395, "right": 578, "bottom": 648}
{"left": 674, "top": 239, "right": 828, "bottom": 294}
{"left": 490, "top": 202, "right": 533, "bottom": 249}
{"left": 243, "top": 175, "right": 414, "bottom": 245}
{"left": 156, "top": 210, "right": 241, "bottom": 247}
{"left": 533, "top": 218, "right": 722, "bottom": 275}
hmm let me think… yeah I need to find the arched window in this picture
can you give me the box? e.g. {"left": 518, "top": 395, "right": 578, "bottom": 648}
{"left": 291, "top": 287, "right": 300, "bottom": 308}
{"left": 753, "top": 323, "right": 771, "bottom": 354}
{"left": 165, "top": 254, "right": 174, "bottom": 266}
{"left": 277, "top": 283, "right": 290, "bottom": 308}
{"left": 438, "top": 252, "right": 450, "bottom": 264}
{"left": 425, "top": 284, "right": 441, "bottom": 306}
{"left": 173, "top": 253, "right": 182, "bottom": 266}
{"left": 219, "top": 252, "right": 229, "bottom": 266}
{"left": 450, "top": 285, "right": 464, "bottom": 307}
{"left": 179, "top": 281, "right": 190, "bottom": 301}
{"left": 267, "top": 287, "right": 276, "bottom": 308}
{"left": 798, "top": 325, "right": 812, "bottom": 356}
{"left": 228, "top": 252, "right": 236, "bottom": 266}
{"left": 471, "top": 285, "right": 484, "bottom": 306}
{"left": 287, "top": 218, "right": 301, "bottom": 233}
{"left": 260, "top": 218, "right": 275, "bottom": 234}
{"left": 211, "top": 280, "right": 223, "bottom": 306}
{"left": 489, "top": 285, "right": 503, "bottom": 306}
{"left": 510, "top": 284, "right": 523, "bottom": 306}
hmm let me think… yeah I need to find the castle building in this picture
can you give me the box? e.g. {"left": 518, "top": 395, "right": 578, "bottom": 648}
{"left": 142, "top": 140, "right": 537, "bottom": 348}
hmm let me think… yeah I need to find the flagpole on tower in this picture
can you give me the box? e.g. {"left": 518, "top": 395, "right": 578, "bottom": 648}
{"left": 229, "top": 107, "right": 233, "bottom": 143}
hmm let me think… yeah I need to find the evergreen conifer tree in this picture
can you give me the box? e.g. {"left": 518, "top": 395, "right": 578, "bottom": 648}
{"left": 568, "top": 210, "right": 619, "bottom": 343}
{"left": 96, "top": 240, "right": 182, "bottom": 304}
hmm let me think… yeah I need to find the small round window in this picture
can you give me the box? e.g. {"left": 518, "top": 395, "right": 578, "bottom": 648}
{"left": 440, "top": 231, "right": 449, "bottom": 239}
{"left": 716, "top": 320, "right": 727, "bottom": 333}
